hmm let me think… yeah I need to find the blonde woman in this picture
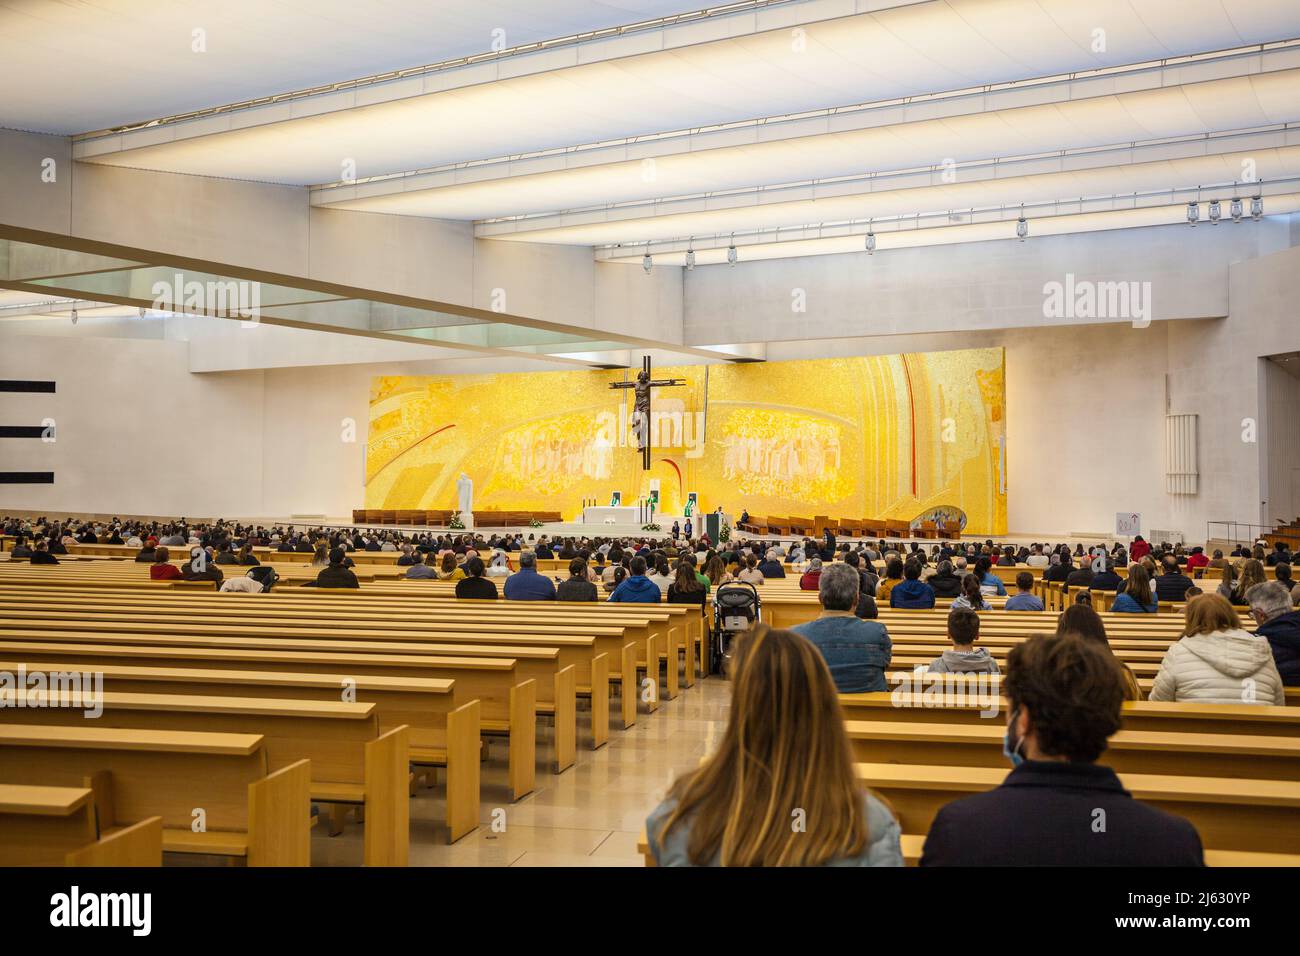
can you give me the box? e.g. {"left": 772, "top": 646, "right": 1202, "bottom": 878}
{"left": 1149, "top": 593, "right": 1284, "bottom": 705}
{"left": 646, "top": 624, "right": 902, "bottom": 866}
{"left": 1230, "top": 559, "right": 1266, "bottom": 606}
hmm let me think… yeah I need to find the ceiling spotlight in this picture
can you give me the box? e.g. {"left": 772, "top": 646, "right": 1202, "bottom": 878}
{"left": 684, "top": 239, "right": 695, "bottom": 271}
{"left": 1208, "top": 199, "right": 1221, "bottom": 225}
{"left": 726, "top": 234, "right": 737, "bottom": 266}
{"left": 1186, "top": 201, "right": 1199, "bottom": 226}
{"left": 1015, "top": 216, "right": 1028, "bottom": 241}
{"left": 1230, "top": 197, "right": 1243, "bottom": 223}
{"left": 1250, "top": 195, "right": 1263, "bottom": 221}
{"left": 642, "top": 244, "right": 653, "bottom": 274}
{"left": 865, "top": 222, "right": 876, "bottom": 255}
{"left": 70, "top": 309, "right": 78, "bottom": 325}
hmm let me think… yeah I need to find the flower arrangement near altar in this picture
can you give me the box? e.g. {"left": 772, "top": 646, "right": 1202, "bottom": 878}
{"left": 449, "top": 512, "right": 465, "bottom": 530}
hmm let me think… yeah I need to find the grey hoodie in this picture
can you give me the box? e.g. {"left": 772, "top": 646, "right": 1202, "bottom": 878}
{"left": 926, "top": 647, "right": 1001, "bottom": 675}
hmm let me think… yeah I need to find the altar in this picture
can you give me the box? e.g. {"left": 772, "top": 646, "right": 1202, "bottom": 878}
{"left": 582, "top": 506, "right": 646, "bottom": 525}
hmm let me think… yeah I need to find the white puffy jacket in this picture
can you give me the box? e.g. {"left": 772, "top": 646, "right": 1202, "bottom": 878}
{"left": 1149, "top": 628, "right": 1285, "bottom": 705}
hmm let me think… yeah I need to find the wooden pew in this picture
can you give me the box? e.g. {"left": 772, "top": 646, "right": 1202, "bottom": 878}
{"left": 845, "top": 720, "right": 1300, "bottom": 780}
{"left": 0, "top": 784, "right": 162, "bottom": 866}
{"left": 855, "top": 762, "right": 1300, "bottom": 854}
{"left": 841, "top": 692, "right": 1300, "bottom": 737}
{"left": 1, "top": 690, "right": 411, "bottom": 864}
{"left": 0, "top": 725, "right": 310, "bottom": 865}
{"left": 0, "top": 658, "right": 480, "bottom": 842}
{"left": 0, "top": 637, "right": 541, "bottom": 801}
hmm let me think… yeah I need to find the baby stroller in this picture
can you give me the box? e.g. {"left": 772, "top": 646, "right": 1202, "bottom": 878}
{"left": 711, "top": 581, "right": 761, "bottom": 676}
{"left": 247, "top": 565, "right": 280, "bottom": 593}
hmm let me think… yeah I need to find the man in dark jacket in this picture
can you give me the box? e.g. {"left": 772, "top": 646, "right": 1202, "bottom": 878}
{"left": 757, "top": 551, "right": 786, "bottom": 579}
{"left": 503, "top": 551, "right": 556, "bottom": 601}
{"left": 313, "top": 548, "right": 360, "bottom": 589}
{"left": 1153, "top": 556, "right": 1194, "bottom": 603}
{"left": 1090, "top": 558, "right": 1123, "bottom": 592}
{"left": 921, "top": 633, "right": 1203, "bottom": 866}
{"left": 454, "top": 557, "right": 498, "bottom": 599}
{"left": 1248, "top": 582, "right": 1300, "bottom": 686}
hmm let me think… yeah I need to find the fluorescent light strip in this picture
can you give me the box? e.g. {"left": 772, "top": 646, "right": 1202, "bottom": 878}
{"left": 599, "top": 194, "right": 1300, "bottom": 265}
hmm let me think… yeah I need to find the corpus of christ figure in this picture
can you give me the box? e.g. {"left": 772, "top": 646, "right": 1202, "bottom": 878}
{"left": 609, "top": 356, "right": 686, "bottom": 469}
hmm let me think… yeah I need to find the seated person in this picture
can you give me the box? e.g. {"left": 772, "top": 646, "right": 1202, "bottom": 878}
{"left": 735, "top": 555, "right": 765, "bottom": 586}
{"left": 875, "top": 557, "right": 905, "bottom": 605}
{"left": 1149, "top": 594, "right": 1284, "bottom": 704}
{"left": 973, "top": 556, "right": 1007, "bottom": 596}
{"left": 608, "top": 556, "right": 662, "bottom": 603}
{"left": 798, "top": 557, "right": 823, "bottom": 591}
{"left": 1090, "top": 558, "right": 1123, "bottom": 592}
{"left": 926, "top": 608, "right": 999, "bottom": 674}
{"left": 28, "top": 539, "right": 59, "bottom": 565}
{"left": 1245, "top": 582, "right": 1299, "bottom": 687}
{"left": 756, "top": 549, "right": 786, "bottom": 579}
{"left": 1111, "top": 565, "right": 1158, "bottom": 613}
{"left": 180, "top": 547, "right": 224, "bottom": 587}
{"left": 791, "top": 563, "right": 891, "bottom": 693}
{"left": 436, "top": 552, "right": 465, "bottom": 581}
{"left": 1185, "top": 546, "right": 1209, "bottom": 573}
{"left": 645, "top": 623, "right": 902, "bottom": 867}
{"left": 149, "top": 546, "right": 182, "bottom": 580}
{"left": 1153, "top": 555, "right": 1195, "bottom": 603}
{"left": 313, "top": 548, "right": 360, "bottom": 589}
{"left": 949, "top": 573, "right": 992, "bottom": 611}
{"left": 1055, "top": 604, "right": 1141, "bottom": 700}
{"left": 926, "top": 560, "right": 962, "bottom": 599}
{"left": 666, "top": 564, "right": 707, "bottom": 607}
{"left": 8, "top": 536, "right": 31, "bottom": 559}
{"left": 889, "top": 560, "right": 935, "bottom": 609}
{"left": 503, "top": 551, "right": 556, "bottom": 601}
{"left": 404, "top": 551, "right": 436, "bottom": 579}
{"left": 920, "top": 633, "right": 1204, "bottom": 866}
{"left": 556, "top": 558, "right": 598, "bottom": 602}
{"left": 1003, "top": 571, "right": 1044, "bottom": 611}
{"left": 454, "top": 557, "right": 498, "bottom": 599}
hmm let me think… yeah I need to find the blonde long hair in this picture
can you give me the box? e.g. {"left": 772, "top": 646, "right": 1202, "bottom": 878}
{"left": 656, "top": 624, "right": 868, "bottom": 865}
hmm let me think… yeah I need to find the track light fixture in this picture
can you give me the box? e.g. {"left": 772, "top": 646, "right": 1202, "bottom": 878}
{"left": 865, "top": 220, "right": 876, "bottom": 255}
{"left": 726, "top": 233, "right": 737, "bottom": 266}
{"left": 642, "top": 243, "right": 652, "bottom": 274}
{"left": 1230, "top": 197, "right": 1243, "bottom": 223}
{"left": 684, "top": 239, "right": 695, "bottom": 271}
{"left": 1186, "top": 201, "right": 1199, "bottom": 226}
{"left": 1015, "top": 215, "right": 1028, "bottom": 241}
{"left": 1250, "top": 195, "right": 1263, "bottom": 221}
{"left": 1208, "top": 199, "right": 1221, "bottom": 225}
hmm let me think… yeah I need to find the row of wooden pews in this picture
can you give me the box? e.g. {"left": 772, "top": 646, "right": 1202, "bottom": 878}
{"left": 0, "top": 560, "right": 709, "bottom": 865}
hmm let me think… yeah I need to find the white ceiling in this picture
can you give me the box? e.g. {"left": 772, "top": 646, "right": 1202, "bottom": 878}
{"left": 0, "top": 0, "right": 709, "bottom": 134}
{"left": 72, "top": 0, "right": 1300, "bottom": 184}
{"left": 6, "top": 0, "right": 1300, "bottom": 268}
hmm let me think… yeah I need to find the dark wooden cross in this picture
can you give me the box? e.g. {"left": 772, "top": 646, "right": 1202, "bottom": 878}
{"left": 609, "top": 356, "right": 685, "bottom": 469}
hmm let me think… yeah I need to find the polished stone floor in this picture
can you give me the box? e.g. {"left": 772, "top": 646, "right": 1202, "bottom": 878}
{"left": 310, "top": 674, "right": 732, "bottom": 866}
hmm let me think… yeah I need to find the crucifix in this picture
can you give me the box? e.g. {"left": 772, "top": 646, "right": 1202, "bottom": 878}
{"left": 609, "top": 356, "right": 686, "bottom": 469}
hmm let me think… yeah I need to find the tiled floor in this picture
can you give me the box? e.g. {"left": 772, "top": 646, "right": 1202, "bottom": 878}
{"left": 310, "top": 675, "right": 731, "bottom": 866}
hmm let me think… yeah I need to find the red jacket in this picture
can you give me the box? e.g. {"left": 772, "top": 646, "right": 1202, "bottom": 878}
{"left": 799, "top": 570, "right": 821, "bottom": 591}
{"left": 150, "top": 563, "right": 182, "bottom": 580}
{"left": 1130, "top": 540, "right": 1151, "bottom": 561}
{"left": 1185, "top": 552, "right": 1209, "bottom": 571}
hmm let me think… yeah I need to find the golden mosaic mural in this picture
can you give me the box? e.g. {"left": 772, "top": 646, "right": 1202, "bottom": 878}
{"left": 365, "top": 348, "right": 1006, "bottom": 534}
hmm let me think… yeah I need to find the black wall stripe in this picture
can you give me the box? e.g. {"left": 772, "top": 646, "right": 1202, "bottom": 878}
{"left": 0, "top": 426, "right": 48, "bottom": 438}
{"left": 0, "top": 380, "right": 56, "bottom": 393}
{"left": 0, "top": 472, "right": 54, "bottom": 484}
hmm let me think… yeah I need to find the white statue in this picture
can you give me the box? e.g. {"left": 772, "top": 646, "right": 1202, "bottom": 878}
{"left": 456, "top": 472, "right": 474, "bottom": 529}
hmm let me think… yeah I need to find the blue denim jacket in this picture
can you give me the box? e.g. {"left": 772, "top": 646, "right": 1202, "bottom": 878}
{"left": 646, "top": 791, "right": 903, "bottom": 867}
{"left": 791, "top": 615, "right": 892, "bottom": 693}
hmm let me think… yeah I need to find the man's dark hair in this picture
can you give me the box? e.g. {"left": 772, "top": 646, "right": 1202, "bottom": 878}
{"left": 464, "top": 556, "right": 485, "bottom": 577}
{"left": 1005, "top": 634, "right": 1123, "bottom": 763}
{"left": 947, "top": 608, "right": 980, "bottom": 646}
{"left": 329, "top": 547, "right": 346, "bottom": 565}
{"left": 1015, "top": 571, "right": 1034, "bottom": 592}
{"left": 630, "top": 556, "right": 647, "bottom": 576}
{"left": 568, "top": 558, "right": 587, "bottom": 578}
